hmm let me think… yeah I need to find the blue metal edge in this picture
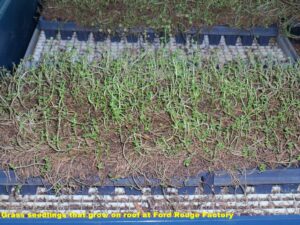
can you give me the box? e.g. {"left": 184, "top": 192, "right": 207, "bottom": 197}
{"left": 0, "top": 170, "right": 212, "bottom": 195}
{"left": 1, "top": 216, "right": 300, "bottom": 225}
{"left": 214, "top": 168, "right": 300, "bottom": 186}
{"left": 38, "top": 17, "right": 278, "bottom": 37}
{"left": 37, "top": 17, "right": 281, "bottom": 47}
{"left": 1, "top": 167, "right": 300, "bottom": 195}
{"left": 39, "top": 17, "right": 278, "bottom": 37}
{"left": 37, "top": 17, "right": 281, "bottom": 46}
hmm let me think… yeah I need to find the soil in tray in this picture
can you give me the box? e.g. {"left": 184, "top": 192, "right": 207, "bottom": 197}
{"left": 42, "top": 0, "right": 300, "bottom": 31}
{"left": 0, "top": 50, "right": 299, "bottom": 187}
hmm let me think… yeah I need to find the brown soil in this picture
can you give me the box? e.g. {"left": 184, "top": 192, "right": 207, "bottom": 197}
{"left": 1, "top": 124, "right": 286, "bottom": 187}
{"left": 0, "top": 95, "right": 297, "bottom": 188}
{"left": 1, "top": 58, "right": 299, "bottom": 189}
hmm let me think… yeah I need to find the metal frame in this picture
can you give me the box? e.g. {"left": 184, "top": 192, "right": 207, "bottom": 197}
{"left": 1, "top": 168, "right": 300, "bottom": 195}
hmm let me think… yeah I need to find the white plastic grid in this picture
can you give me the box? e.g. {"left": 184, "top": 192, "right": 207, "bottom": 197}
{"left": 28, "top": 31, "right": 288, "bottom": 66}
{"left": 1, "top": 191, "right": 299, "bottom": 215}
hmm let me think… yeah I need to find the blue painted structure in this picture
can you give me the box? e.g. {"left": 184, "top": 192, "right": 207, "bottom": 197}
{"left": 34, "top": 17, "right": 298, "bottom": 62}
{"left": 1, "top": 168, "right": 300, "bottom": 195}
{"left": 1, "top": 216, "right": 300, "bottom": 225}
{"left": 38, "top": 17, "right": 278, "bottom": 46}
{"left": 0, "top": 0, "right": 38, "bottom": 69}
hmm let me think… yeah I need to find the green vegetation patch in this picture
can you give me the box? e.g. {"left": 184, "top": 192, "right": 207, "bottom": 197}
{"left": 42, "top": 0, "right": 300, "bottom": 32}
{"left": 0, "top": 50, "right": 299, "bottom": 185}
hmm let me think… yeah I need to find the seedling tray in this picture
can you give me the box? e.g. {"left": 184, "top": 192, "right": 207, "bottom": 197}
{"left": 1, "top": 17, "right": 300, "bottom": 221}
{"left": 24, "top": 18, "right": 299, "bottom": 67}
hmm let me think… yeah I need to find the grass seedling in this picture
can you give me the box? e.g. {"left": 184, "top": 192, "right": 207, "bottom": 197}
{"left": 0, "top": 47, "right": 299, "bottom": 185}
